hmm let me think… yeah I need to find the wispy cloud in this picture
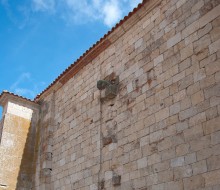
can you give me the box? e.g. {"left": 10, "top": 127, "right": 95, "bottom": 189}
{"left": 10, "top": 72, "right": 31, "bottom": 90}
{"left": 14, "top": 88, "right": 36, "bottom": 98}
{"left": 32, "top": 0, "right": 55, "bottom": 12}
{"left": 1, "top": 0, "right": 31, "bottom": 29}
{"left": 10, "top": 72, "right": 46, "bottom": 99}
{"left": 2, "top": 0, "right": 142, "bottom": 29}
{"left": 31, "top": 0, "right": 142, "bottom": 27}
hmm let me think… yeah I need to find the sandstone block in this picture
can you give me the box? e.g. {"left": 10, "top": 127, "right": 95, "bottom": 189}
{"left": 176, "top": 143, "right": 189, "bottom": 156}
{"left": 207, "top": 155, "right": 220, "bottom": 171}
{"left": 191, "top": 90, "right": 205, "bottom": 105}
{"left": 189, "top": 112, "right": 206, "bottom": 126}
{"left": 140, "top": 135, "right": 150, "bottom": 147}
{"left": 204, "top": 83, "right": 220, "bottom": 98}
{"left": 199, "top": 4, "right": 220, "bottom": 28}
{"left": 137, "top": 157, "right": 148, "bottom": 169}
{"left": 105, "top": 171, "right": 113, "bottom": 180}
{"left": 200, "top": 75, "right": 216, "bottom": 91}
{"left": 164, "top": 180, "right": 184, "bottom": 190}
{"left": 176, "top": 0, "right": 186, "bottom": 9}
{"left": 191, "top": 0, "right": 204, "bottom": 13}
{"left": 203, "top": 170, "right": 220, "bottom": 186}
{"left": 192, "top": 160, "right": 207, "bottom": 175}
{"left": 209, "top": 38, "right": 220, "bottom": 54}
{"left": 186, "top": 11, "right": 200, "bottom": 26}
{"left": 193, "top": 68, "right": 206, "bottom": 82}
{"left": 185, "top": 32, "right": 198, "bottom": 46}
{"left": 211, "top": 130, "right": 220, "bottom": 145}
{"left": 185, "top": 153, "right": 197, "bottom": 165}
{"left": 144, "top": 114, "right": 155, "bottom": 127}
{"left": 173, "top": 90, "right": 186, "bottom": 103}
{"left": 146, "top": 173, "right": 158, "bottom": 186}
{"left": 176, "top": 121, "right": 188, "bottom": 132}
{"left": 158, "top": 169, "right": 173, "bottom": 183}
{"left": 151, "top": 9, "right": 160, "bottom": 22}
{"left": 182, "top": 21, "right": 200, "bottom": 39}
{"left": 174, "top": 165, "right": 192, "bottom": 180}
{"left": 206, "top": 60, "right": 220, "bottom": 76}
{"left": 179, "top": 75, "right": 194, "bottom": 91}
{"left": 198, "top": 23, "right": 212, "bottom": 39}
{"left": 127, "top": 82, "right": 133, "bottom": 93}
{"left": 197, "top": 147, "right": 212, "bottom": 161}
{"left": 154, "top": 54, "right": 164, "bottom": 66}
{"left": 150, "top": 130, "right": 163, "bottom": 143}
{"left": 179, "top": 107, "right": 197, "bottom": 121}
{"left": 148, "top": 153, "right": 161, "bottom": 166}
{"left": 183, "top": 175, "right": 205, "bottom": 190}
{"left": 155, "top": 107, "right": 169, "bottom": 122}
{"left": 184, "top": 124, "right": 204, "bottom": 141}
{"left": 173, "top": 71, "right": 185, "bottom": 83}
{"left": 143, "top": 18, "right": 150, "bottom": 29}
{"left": 194, "top": 34, "right": 211, "bottom": 54}
{"left": 135, "top": 38, "right": 143, "bottom": 49}
{"left": 180, "top": 97, "right": 191, "bottom": 111}
{"left": 210, "top": 26, "right": 220, "bottom": 42}
{"left": 158, "top": 137, "right": 172, "bottom": 151}
{"left": 152, "top": 183, "right": 164, "bottom": 190}
{"left": 203, "top": 116, "right": 220, "bottom": 135}
{"left": 170, "top": 102, "right": 180, "bottom": 115}
{"left": 167, "top": 32, "right": 181, "bottom": 48}
{"left": 162, "top": 148, "right": 176, "bottom": 161}
{"left": 189, "top": 135, "right": 210, "bottom": 152}
{"left": 171, "top": 156, "right": 184, "bottom": 168}
{"left": 152, "top": 160, "right": 169, "bottom": 173}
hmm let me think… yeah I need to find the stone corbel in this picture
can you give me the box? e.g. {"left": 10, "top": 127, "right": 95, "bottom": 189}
{"left": 97, "top": 75, "right": 119, "bottom": 100}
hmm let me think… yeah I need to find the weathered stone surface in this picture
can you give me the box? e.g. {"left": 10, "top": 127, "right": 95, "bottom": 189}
{"left": 183, "top": 175, "right": 205, "bottom": 190}
{"left": 0, "top": 96, "right": 39, "bottom": 190}
{"left": 1, "top": 0, "right": 220, "bottom": 189}
{"left": 167, "top": 32, "right": 182, "bottom": 48}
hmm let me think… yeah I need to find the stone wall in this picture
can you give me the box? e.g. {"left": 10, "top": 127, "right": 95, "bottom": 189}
{"left": 0, "top": 97, "right": 39, "bottom": 190}
{"left": 33, "top": 0, "right": 220, "bottom": 189}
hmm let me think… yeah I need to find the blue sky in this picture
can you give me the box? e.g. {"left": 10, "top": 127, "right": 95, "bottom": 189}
{"left": 0, "top": 0, "right": 141, "bottom": 115}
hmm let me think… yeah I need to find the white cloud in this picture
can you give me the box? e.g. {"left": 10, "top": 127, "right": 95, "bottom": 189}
{"left": 64, "top": 0, "right": 100, "bottom": 23}
{"left": 102, "top": 0, "right": 122, "bottom": 27}
{"left": 30, "top": 0, "right": 142, "bottom": 27}
{"left": 32, "top": 0, "right": 55, "bottom": 12}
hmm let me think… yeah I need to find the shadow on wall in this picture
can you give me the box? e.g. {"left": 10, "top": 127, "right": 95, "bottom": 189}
{"left": 15, "top": 114, "right": 37, "bottom": 189}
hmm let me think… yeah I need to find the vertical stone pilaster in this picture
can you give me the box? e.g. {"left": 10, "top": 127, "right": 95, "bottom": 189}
{"left": 0, "top": 91, "right": 39, "bottom": 189}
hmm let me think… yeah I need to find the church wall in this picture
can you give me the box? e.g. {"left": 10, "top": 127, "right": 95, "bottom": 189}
{"left": 35, "top": 0, "right": 220, "bottom": 189}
